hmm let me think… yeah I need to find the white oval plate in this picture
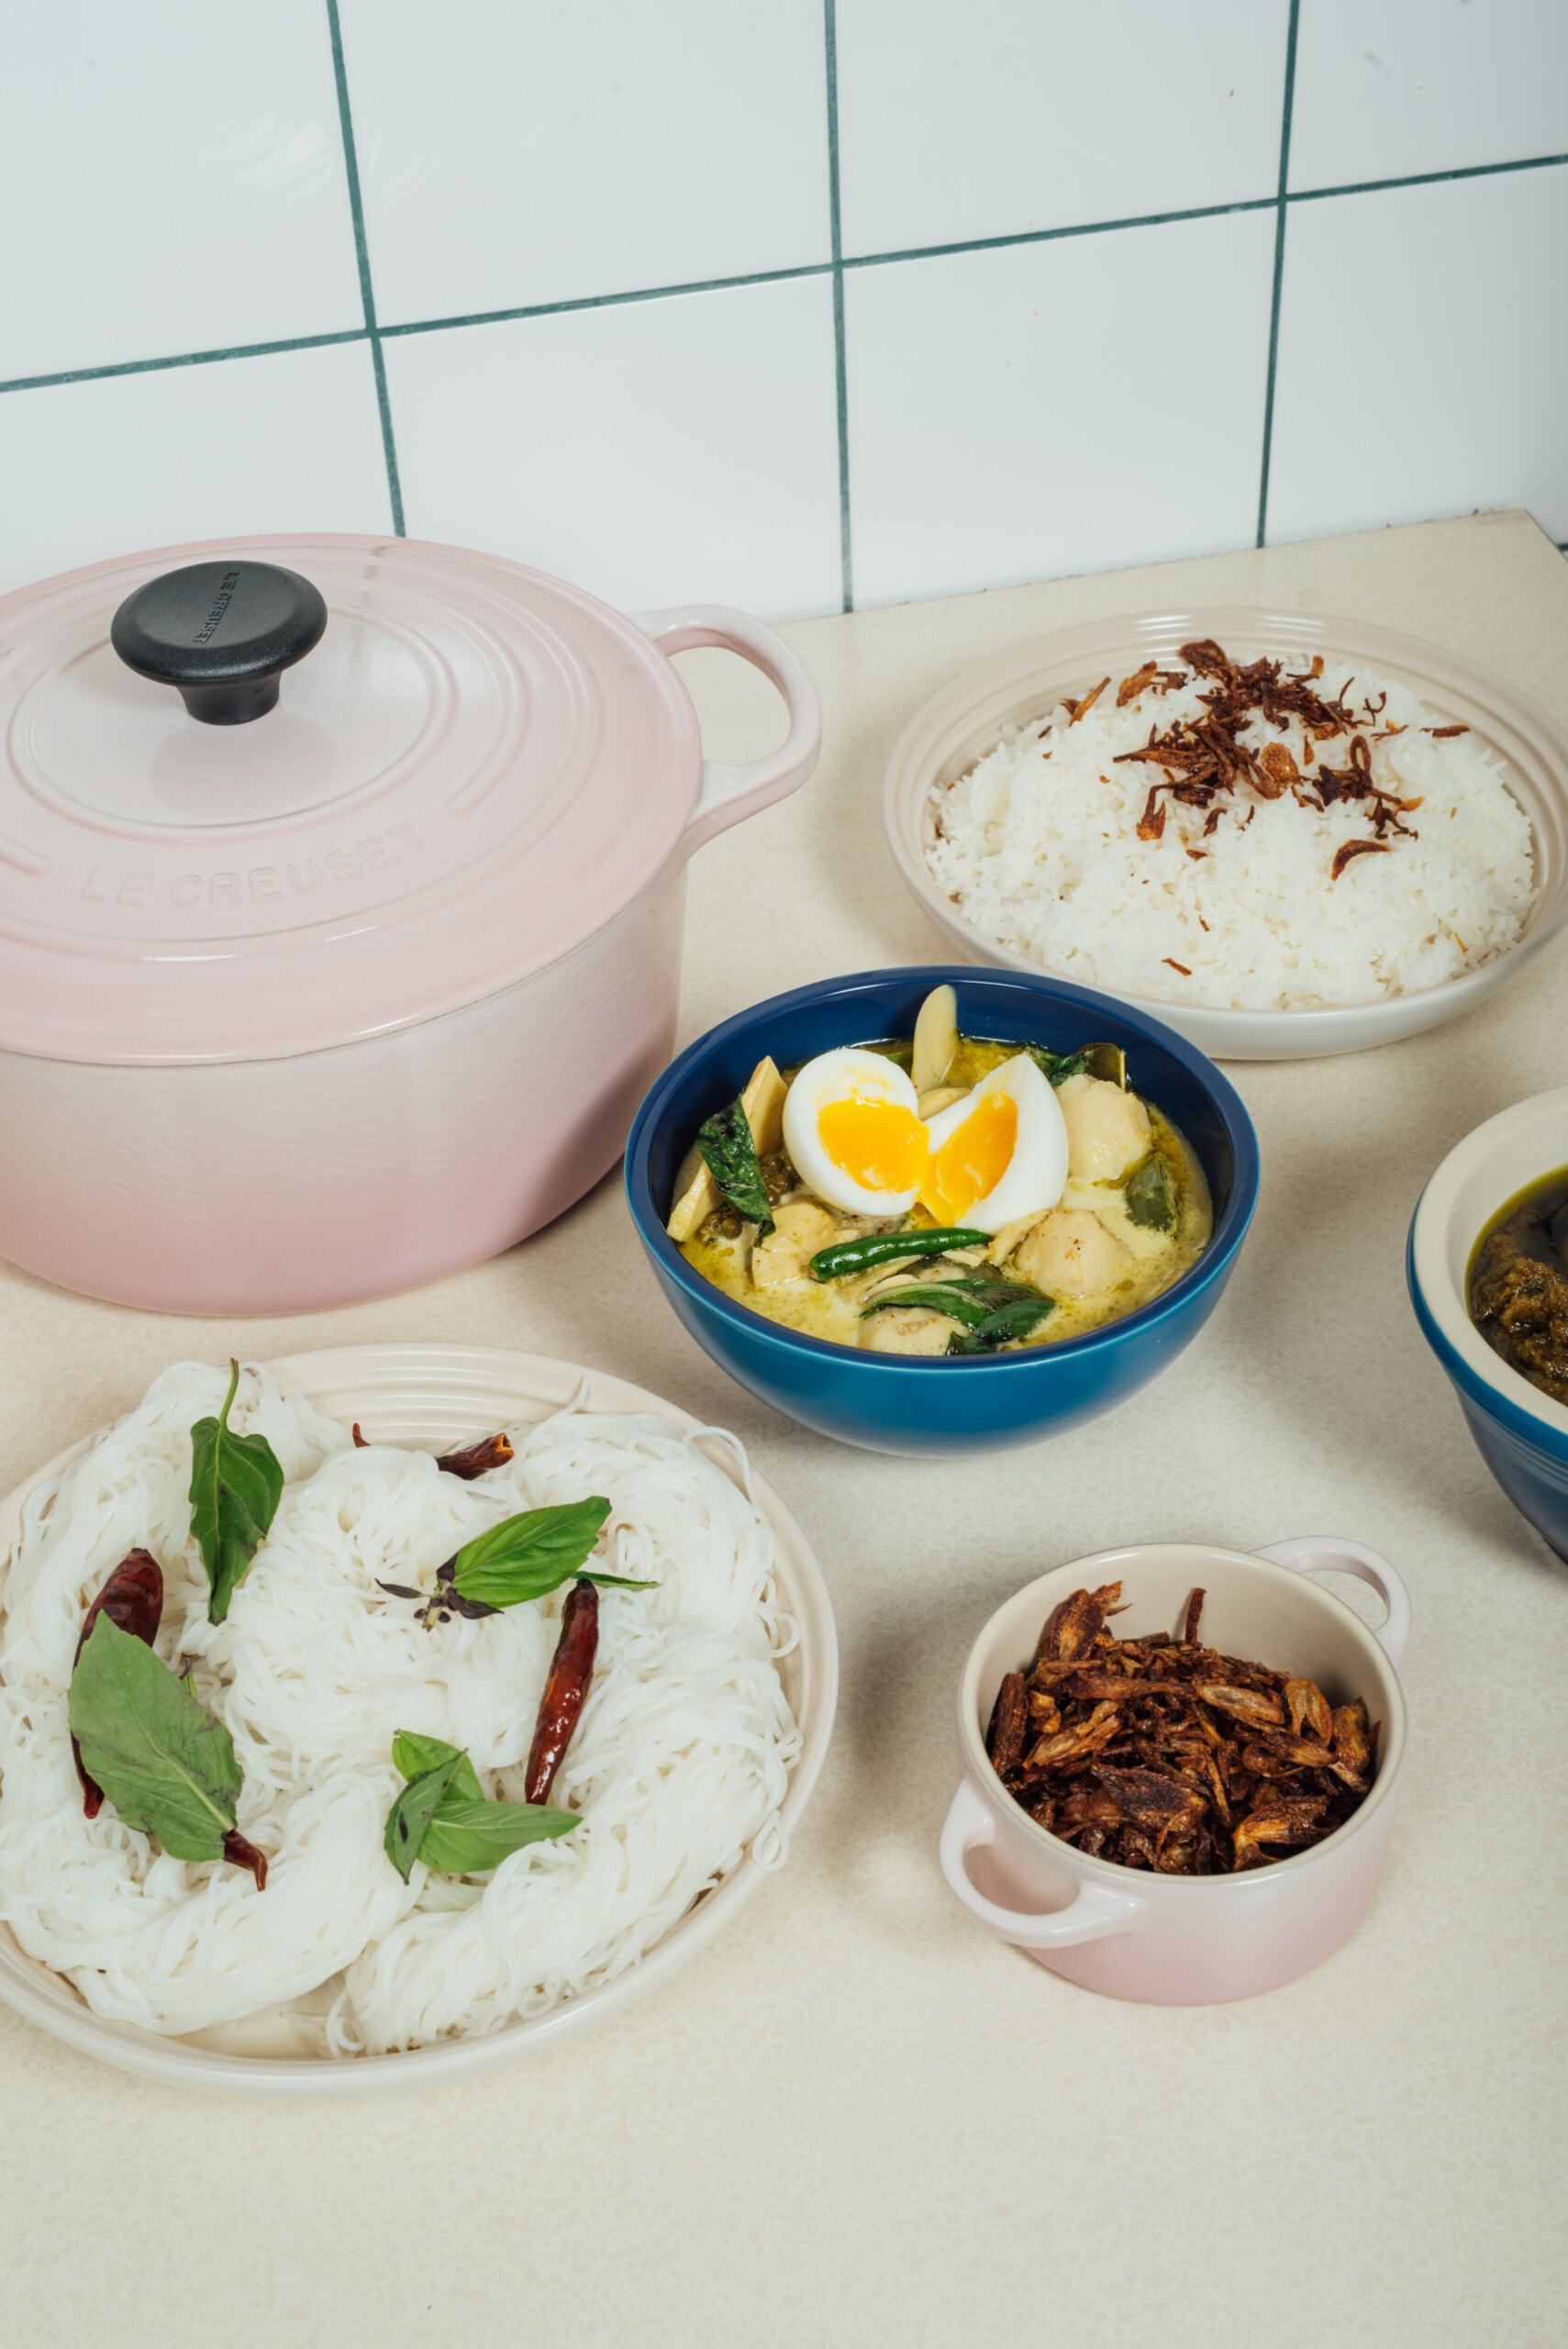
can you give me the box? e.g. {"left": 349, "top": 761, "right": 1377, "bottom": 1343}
{"left": 0, "top": 1344, "right": 838, "bottom": 2098}
{"left": 884, "top": 607, "right": 1568, "bottom": 1062}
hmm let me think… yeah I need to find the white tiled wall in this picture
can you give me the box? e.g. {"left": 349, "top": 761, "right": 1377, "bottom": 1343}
{"left": 1, "top": 0, "right": 1563, "bottom": 618}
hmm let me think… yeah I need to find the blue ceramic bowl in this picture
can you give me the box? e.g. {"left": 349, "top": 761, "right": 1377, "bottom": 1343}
{"left": 625, "top": 967, "right": 1260, "bottom": 1454}
{"left": 1408, "top": 1085, "right": 1568, "bottom": 1560}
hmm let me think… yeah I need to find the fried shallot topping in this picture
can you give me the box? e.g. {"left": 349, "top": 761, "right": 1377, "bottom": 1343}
{"left": 984, "top": 1582, "right": 1379, "bottom": 1874}
{"left": 1107, "top": 638, "right": 1425, "bottom": 876}
{"left": 1062, "top": 675, "right": 1110, "bottom": 725}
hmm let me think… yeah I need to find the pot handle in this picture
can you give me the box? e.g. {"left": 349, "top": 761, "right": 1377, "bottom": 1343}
{"left": 1251, "top": 1537, "right": 1411, "bottom": 1669}
{"left": 940, "top": 1776, "right": 1141, "bottom": 1950}
{"left": 634, "top": 605, "right": 822, "bottom": 856}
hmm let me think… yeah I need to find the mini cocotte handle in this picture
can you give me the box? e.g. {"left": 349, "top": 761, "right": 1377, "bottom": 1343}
{"left": 939, "top": 1776, "right": 1142, "bottom": 1950}
{"left": 635, "top": 605, "right": 822, "bottom": 856}
{"left": 1250, "top": 1535, "right": 1411, "bottom": 1668}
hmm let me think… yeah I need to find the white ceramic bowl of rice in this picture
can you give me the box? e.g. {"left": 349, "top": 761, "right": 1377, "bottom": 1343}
{"left": 884, "top": 607, "right": 1568, "bottom": 1060}
{"left": 0, "top": 1344, "right": 837, "bottom": 2098}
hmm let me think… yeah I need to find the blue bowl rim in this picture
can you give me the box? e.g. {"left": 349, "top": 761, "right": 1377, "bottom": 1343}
{"left": 625, "top": 963, "right": 1261, "bottom": 1375}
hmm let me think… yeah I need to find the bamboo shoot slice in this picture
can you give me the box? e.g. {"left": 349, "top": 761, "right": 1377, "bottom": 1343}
{"left": 665, "top": 1054, "right": 789, "bottom": 1241}
{"left": 911, "top": 985, "right": 959, "bottom": 1094}
{"left": 1081, "top": 1041, "right": 1127, "bottom": 1088}
{"left": 743, "top": 1054, "right": 787, "bottom": 1157}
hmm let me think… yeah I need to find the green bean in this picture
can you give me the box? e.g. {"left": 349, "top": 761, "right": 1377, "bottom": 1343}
{"left": 807, "top": 1228, "right": 991, "bottom": 1282}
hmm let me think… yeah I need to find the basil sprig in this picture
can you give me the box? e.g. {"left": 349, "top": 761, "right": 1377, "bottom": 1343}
{"left": 384, "top": 1731, "right": 577, "bottom": 1882}
{"left": 862, "top": 1274, "right": 1055, "bottom": 1353}
{"left": 450, "top": 1497, "right": 653, "bottom": 1611}
{"left": 189, "top": 1361, "right": 284, "bottom": 1623}
{"left": 696, "top": 1097, "right": 774, "bottom": 1236}
{"left": 381, "top": 1497, "right": 654, "bottom": 1624}
{"left": 68, "top": 1612, "right": 249, "bottom": 1865}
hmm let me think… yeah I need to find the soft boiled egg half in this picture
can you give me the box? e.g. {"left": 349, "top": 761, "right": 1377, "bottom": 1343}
{"left": 920, "top": 1054, "right": 1067, "bottom": 1230}
{"left": 781, "top": 1046, "right": 1067, "bottom": 1233}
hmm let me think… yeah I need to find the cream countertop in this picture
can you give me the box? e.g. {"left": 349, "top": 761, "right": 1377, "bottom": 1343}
{"left": 1, "top": 510, "right": 1564, "bottom": 2348}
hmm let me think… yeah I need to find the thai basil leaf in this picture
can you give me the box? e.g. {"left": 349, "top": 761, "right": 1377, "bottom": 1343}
{"left": 447, "top": 1497, "right": 655, "bottom": 1612}
{"left": 861, "top": 1275, "right": 1048, "bottom": 1331}
{"left": 695, "top": 1097, "right": 774, "bottom": 1237}
{"left": 384, "top": 1730, "right": 577, "bottom": 1878}
{"left": 68, "top": 1613, "right": 243, "bottom": 1863}
{"left": 860, "top": 1284, "right": 994, "bottom": 1329}
{"left": 384, "top": 1754, "right": 464, "bottom": 1882}
{"left": 1029, "top": 1045, "right": 1090, "bottom": 1087}
{"left": 972, "top": 1294, "right": 1057, "bottom": 1346}
{"left": 1029, "top": 1041, "right": 1127, "bottom": 1089}
{"left": 188, "top": 1360, "right": 285, "bottom": 1623}
{"left": 391, "top": 1730, "right": 484, "bottom": 1802}
{"left": 416, "top": 1795, "right": 577, "bottom": 1877}
{"left": 944, "top": 1287, "right": 1058, "bottom": 1353}
{"left": 1124, "top": 1153, "right": 1177, "bottom": 1233}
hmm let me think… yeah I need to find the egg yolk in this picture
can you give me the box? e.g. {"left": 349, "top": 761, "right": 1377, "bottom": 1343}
{"left": 920, "top": 1092, "right": 1018, "bottom": 1221}
{"left": 817, "top": 1097, "right": 931, "bottom": 1195}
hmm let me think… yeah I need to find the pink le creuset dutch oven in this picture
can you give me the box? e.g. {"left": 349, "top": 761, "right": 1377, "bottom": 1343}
{"left": 941, "top": 1537, "right": 1410, "bottom": 2005}
{"left": 0, "top": 535, "right": 820, "bottom": 1313}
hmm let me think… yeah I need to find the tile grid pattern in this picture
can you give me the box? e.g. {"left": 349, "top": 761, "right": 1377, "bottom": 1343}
{"left": 1, "top": 8, "right": 1563, "bottom": 598}
{"left": 324, "top": 0, "right": 404, "bottom": 536}
{"left": 1256, "top": 0, "right": 1301, "bottom": 548}
{"left": 823, "top": 0, "right": 853, "bottom": 612}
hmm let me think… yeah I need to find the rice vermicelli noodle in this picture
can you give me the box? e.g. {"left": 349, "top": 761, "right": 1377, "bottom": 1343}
{"left": 0, "top": 1363, "right": 800, "bottom": 2056}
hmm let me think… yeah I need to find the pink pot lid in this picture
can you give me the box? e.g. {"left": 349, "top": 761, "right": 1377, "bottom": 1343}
{"left": 0, "top": 533, "right": 703, "bottom": 1063}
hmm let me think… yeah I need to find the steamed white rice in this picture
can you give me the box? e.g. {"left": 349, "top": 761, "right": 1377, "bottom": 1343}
{"left": 924, "top": 658, "right": 1536, "bottom": 1010}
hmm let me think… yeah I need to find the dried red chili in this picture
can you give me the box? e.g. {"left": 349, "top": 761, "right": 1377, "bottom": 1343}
{"left": 221, "top": 1830, "right": 268, "bottom": 1889}
{"left": 350, "top": 1425, "right": 514, "bottom": 1479}
{"left": 985, "top": 1582, "right": 1378, "bottom": 1874}
{"left": 434, "top": 1433, "right": 515, "bottom": 1480}
{"left": 72, "top": 1551, "right": 162, "bottom": 1817}
{"left": 523, "top": 1580, "right": 600, "bottom": 1804}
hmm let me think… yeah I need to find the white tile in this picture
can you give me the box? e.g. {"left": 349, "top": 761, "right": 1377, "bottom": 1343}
{"left": 835, "top": 0, "right": 1289, "bottom": 258}
{"left": 1290, "top": 0, "right": 1568, "bottom": 192}
{"left": 340, "top": 0, "right": 831, "bottom": 326}
{"left": 844, "top": 211, "right": 1275, "bottom": 608}
{"left": 1265, "top": 168, "right": 1568, "bottom": 547}
{"left": 0, "top": 343, "right": 394, "bottom": 594}
{"left": 0, "top": 1, "right": 361, "bottom": 380}
{"left": 384, "top": 279, "right": 843, "bottom": 621}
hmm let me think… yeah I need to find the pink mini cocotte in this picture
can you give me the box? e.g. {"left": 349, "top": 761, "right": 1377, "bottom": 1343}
{"left": 941, "top": 1538, "right": 1409, "bottom": 2005}
{"left": 0, "top": 535, "right": 820, "bottom": 1312}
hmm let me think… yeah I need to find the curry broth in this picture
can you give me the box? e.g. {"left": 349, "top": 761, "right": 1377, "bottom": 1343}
{"left": 680, "top": 1037, "right": 1213, "bottom": 1354}
{"left": 1468, "top": 1163, "right": 1568, "bottom": 1405}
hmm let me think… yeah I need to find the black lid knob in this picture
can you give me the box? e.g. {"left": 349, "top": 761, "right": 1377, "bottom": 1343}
{"left": 110, "top": 560, "right": 328, "bottom": 725}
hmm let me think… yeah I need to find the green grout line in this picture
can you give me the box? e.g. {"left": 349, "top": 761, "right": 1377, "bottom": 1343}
{"left": 378, "top": 262, "right": 835, "bottom": 340}
{"left": 840, "top": 194, "right": 1278, "bottom": 270}
{"left": 1256, "top": 0, "right": 1300, "bottom": 550}
{"left": 0, "top": 329, "right": 369, "bottom": 399}
{"left": 3, "top": 150, "right": 1565, "bottom": 405}
{"left": 1291, "top": 150, "right": 1568, "bottom": 205}
{"left": 324, "top": 0, "right": 405, "bottom": 535}
{"left": 824, "top": 0, "right": 852, "bottom": 614}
